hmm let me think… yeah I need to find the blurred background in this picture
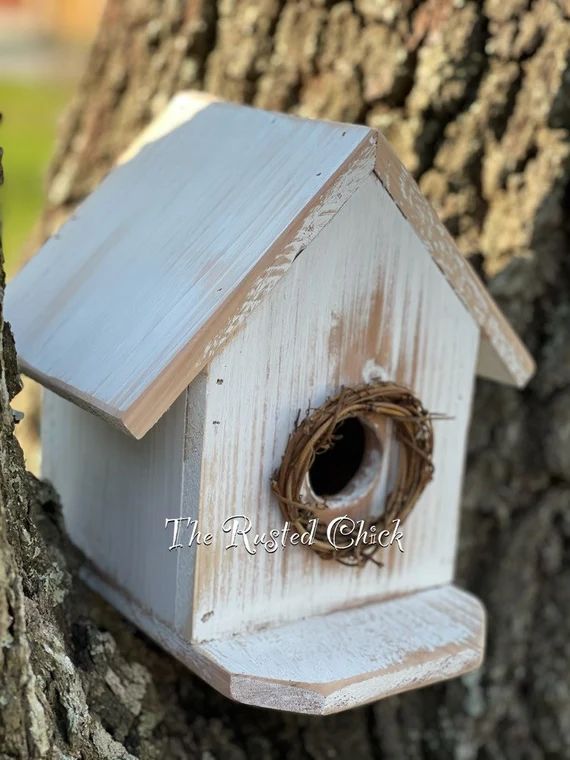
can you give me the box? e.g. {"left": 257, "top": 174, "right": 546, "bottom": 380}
{"left": 1, "top": 0, "right": 104, "bottom": 471}
{"left": 1, "top": 0, "right": 104, "bottom": 274}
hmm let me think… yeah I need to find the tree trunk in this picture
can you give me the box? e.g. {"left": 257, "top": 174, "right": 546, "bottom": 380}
{"left": 2, "top": 1, "right": 570, "bottom": 757}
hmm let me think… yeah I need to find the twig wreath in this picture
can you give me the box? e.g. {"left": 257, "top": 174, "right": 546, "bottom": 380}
{"left": 271, "top": 381, "right": 436, "bottom": 567}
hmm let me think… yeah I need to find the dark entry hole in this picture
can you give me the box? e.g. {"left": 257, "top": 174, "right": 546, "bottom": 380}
{"left": 309, "top": 417, "right": 366, "bottom": 497}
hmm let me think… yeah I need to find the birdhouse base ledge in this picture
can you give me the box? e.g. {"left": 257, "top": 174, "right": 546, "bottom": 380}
{"left": 81, "top": 568, "right": 485, "bottom": 715}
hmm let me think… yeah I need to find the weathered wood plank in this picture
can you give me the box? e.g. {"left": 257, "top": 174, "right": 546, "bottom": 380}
{"left": 198, "top": 584, "right": 485, "bottom": 714}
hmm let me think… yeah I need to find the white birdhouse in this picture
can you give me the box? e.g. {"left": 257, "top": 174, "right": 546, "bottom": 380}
{"left": 6, "top": 91, "right": 534, "bottom": 714}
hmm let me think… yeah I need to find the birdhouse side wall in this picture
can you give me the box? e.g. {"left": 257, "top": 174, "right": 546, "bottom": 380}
{"left": 41, "top": 385, "right": 203, "bottom": 629}
{"left": 188, "top": 172, "right": 480, "bottom": 643}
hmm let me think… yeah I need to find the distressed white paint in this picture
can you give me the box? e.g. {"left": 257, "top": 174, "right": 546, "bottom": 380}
{"left": 200, "top": 583, "right": 485, "bottom": 714}
{"left": 6, "top": 99, "right": 375, "bottom": 438}
{"left": 192, "top": 173, "right": 480, "bottom": 642}
{"left": 175, "top": 372, "right": 207, "bottom": 633}
{"left": 81, "top": 570, "right": 485, "bottom": 715}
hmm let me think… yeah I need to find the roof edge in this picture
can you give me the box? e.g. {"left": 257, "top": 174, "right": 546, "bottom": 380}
{"left": 373, "top": 131, "right": 535, "bottom": 389}
{"left": 18, "top": 357, "right": 134, "bottom": 437}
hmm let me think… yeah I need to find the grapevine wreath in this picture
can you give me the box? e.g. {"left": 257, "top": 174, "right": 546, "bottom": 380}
{"left": 272, "top": 381, "right": 436, "bottom": 566}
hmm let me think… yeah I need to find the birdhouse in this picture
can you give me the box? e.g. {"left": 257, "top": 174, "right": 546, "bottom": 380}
{"left": 6, "top": 91, "right": 534, "bottom": 714}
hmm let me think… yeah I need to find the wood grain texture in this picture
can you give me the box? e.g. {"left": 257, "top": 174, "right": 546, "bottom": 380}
{"left": 374, "top": 133, "right": 535, "bottom": 388}
{"left": 191, "top": 173, "right": 480, "bottom": 642}
{"left": 6, "top": 99, "right": 376, "bottom": 438}
{"left": 118, "top": 91, "right": 221, "bottom": 165}
{"left": 198, "top": 584, "right": 485, "bottom": 714}
{"left": 81, "top": 571, "right": 485, "bottom": 715}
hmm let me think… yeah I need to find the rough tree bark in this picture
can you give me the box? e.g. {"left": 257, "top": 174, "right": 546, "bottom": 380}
{"left": 1, "top": 1, "right": 570, "bottom": 758}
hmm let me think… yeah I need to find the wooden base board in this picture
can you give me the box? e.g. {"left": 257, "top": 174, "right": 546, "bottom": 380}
{"left": 82, "top": 568, "right": 485, "bottom": 715}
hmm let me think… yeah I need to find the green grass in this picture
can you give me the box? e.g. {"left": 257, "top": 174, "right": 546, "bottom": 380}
{"left": 0, "top": 79, "right": 73, "bottom": 275}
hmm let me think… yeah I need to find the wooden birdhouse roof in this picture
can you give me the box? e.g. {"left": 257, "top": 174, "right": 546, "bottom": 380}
{"left": 6, "top": 92, "right": 534, "bottom": 439}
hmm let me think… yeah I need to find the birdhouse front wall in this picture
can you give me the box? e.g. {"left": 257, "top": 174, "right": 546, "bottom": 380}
{"left": 190, "top": 173, "right": 480, "bottom": 642}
